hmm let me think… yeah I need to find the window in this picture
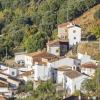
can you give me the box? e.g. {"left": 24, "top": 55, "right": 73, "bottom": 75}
{"left": 56, "top": 49, "right": 59, "bottom": 53}
{"left": 74, "top": 37, "right": 76, "bottom": 39}
{"left": 73, "top": 30, "right": 76, "bottom": 33}
{"left": 12, "top": 71, "right": 15, "bottom": 75}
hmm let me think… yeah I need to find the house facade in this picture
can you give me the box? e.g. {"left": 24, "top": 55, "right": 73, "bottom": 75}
{"left": 56, "top": 68, "right": 88, "bottom": 95}
{"left": 81, "top": 62, "right": 97, "bottom": 76}
{"left": 15, "top": 52, "right": 26, "bottom": 64}
{"left": 68, "top": 25, "right": 81, "bottom": 46}
{"left": 63, "top": 71, "right": 88, "bottom": 94}
{"left": 47, "top": 39, "right": 69, "bottom": 56}
{"left": 58, "top": 23, "right": 68, "bottom": 40}
{"left": 58, "top": 22, "right": 81, "bottom": 47}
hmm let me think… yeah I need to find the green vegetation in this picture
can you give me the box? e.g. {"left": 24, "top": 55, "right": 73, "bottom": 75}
{"left": 18, "top": 81, "right": 33, "bottom": 93}
{"left": 94, "top": 9, "right": 100, "bottom": 20}
{"left": 18, "top": 81, "right": 63, "bottom": 100}
{"left": 91, "top": 25, "right": 100, "bottom": 38}
{"left": 0, "top": 0, "right": 99, "bottom": 59}
{"left": 81, "top": 68, "right": 100, "bottom": 97}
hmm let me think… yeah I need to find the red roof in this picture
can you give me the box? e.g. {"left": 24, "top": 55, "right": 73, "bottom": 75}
{"left": 47, "top": 39, "right": 68, "bottom": 46}
{"left": 81, "top": 62, "right": 97, "bottom": 69}
{"left": 58, "top": 23, "right": 68, "bottom": 28}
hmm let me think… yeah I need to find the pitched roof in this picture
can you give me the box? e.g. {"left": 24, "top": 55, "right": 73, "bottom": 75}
{"left": 0, "top": 82, "right": 8, "bottom": 87}
{"left": 46, "top": 39, "right": 68, "bottom": 46}
{"left": 26, "top": 51, "right": 42, "bottom": 57}
{"left": 64, "top": 69, "right": 82, "bottom": 79}
{"left": 8, "top": 76, "right": 21, "bottom": 82}
{"left": 33, "top": 51, "right": 59, "bottom": 64}
{"left": 58, "top": 22, "right": 80, "bottom": 28}
{"left": 81, "top": 62, "right": 97, "bottom": 69}
{"left": 58, "top": 22, "right": 68, "bottom": 28}
{"left": 19, "top": 70, "right": 33, "bottom": 77}
{"left": 57, "top": 66, "right": 72, "bottom": 71}
{"left": 5, "top": 59, "right": 23, "bottom": 68}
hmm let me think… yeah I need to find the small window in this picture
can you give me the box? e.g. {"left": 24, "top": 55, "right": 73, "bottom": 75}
{"left": 56, "top": 49, "right": 59, "bottom": 53}
{"left": 73, "top": 30, "right": 76, "bottom": 33}
{"left": 74, "top": 37, "right": 76, "bottom": 39}
{"left": 12, "top": 71, "right": 15, "bottom": 75}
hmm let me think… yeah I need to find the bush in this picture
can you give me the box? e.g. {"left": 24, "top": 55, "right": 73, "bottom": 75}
{"left": 94, "top": 9, "right": 100, "bottom": 20}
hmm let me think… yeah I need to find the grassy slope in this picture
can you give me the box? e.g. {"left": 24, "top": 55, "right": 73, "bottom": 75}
{"left": 72, "top": 4, "right": 100, "bottom": 32}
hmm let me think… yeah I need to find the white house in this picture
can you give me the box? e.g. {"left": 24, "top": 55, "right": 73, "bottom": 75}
{"left": 81, "top": 62, "right": 97, "bottom": 76}
{"left": 0, "top": 81, "right": 9, "bottom": 93}
{"left": 15, "top": 52, "right": 26, "bottom": 64}
{"left": 68, "top": 25, "right": 81, "bottom": 47}
{"left": 58, "top": 23, "right": 68, "bottom": 40}
{"left": 47, "top": 39, "right": 69, "bottom": 56}
{"left": 0, "top": 64, "right": 19, "bottom": 77}
{"left": 63, "top": 69, "right": 88, "bottom": 94}
{"left": 58, "top": 22, "right": 81, "bottom": 47}
{"left": 25, "top": 54, "right": 33, "bottom": 68}
{"left": 18, "top": 70, "right": 33, "bottom": 82}
{"left": 32, "top": 51, "right": 81, "bottom": 83}
{"left": 56, "top": 66, "right": 72, "bottom": 84}
{"left": 34, "top": 63, "right": 51, "bottom": 81}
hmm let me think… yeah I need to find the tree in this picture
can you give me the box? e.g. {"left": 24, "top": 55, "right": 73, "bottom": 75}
{"left": 91, "top": 25, "right": 100, "bottom": 38}
{"left": 29, "top": 81, "right": 62, "bottom": 100}
{"left": 81, "top": 68, "right": 100, "bottom": 97}
{"left": 94, "top": 9, "right": 100, "bottom": 20}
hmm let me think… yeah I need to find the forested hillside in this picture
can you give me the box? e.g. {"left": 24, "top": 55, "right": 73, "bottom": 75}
{"left": 0, "top": 0, "right": 100, "bottom": 59}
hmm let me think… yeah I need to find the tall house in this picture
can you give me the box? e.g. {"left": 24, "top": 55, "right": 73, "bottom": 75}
{"left": 58, "top": 22, "right": 81, "bottom": 47}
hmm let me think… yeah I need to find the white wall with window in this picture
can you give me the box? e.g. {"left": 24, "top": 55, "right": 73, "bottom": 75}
{"left": 63, "top": 74, "right": 88, "bottom": 94}
{"left": 25, "top": 55, "right": 33, "bottom": 67}
{"left": 47, "top": 46, "right": 60, "bottom": 56}
{"left": 68, "top": 26, "right": 81, "bottom": 47}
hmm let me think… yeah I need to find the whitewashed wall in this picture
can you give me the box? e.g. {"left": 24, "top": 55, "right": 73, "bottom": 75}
{"left": 34, "top": 64, "right": 51, "bottom": 81}
{"left": 81, "top": 68, "right": 95, "bottom": 76}
{"left": 48, "top": 46, "right": 60, "bottom": 56}
{"left": 68, "top": 26, "right": 81, "bottom": 46}
{"left": 78, "top": 53, "right": 91, "bottom": 64}
{"left": 57, "top": 71, "right": 64, "bottom": 84}
{"left": 9, "top": 68, "right": 18, "bottom": 77}
{"left": 25, "top": 55, "right": 33, "bottom": 67}
{"left": 64, "top": 74, "right": 88, "bottom": 94}
{"left": 0, "top": 73, "right": 8, "bottom": 79}
{"left": 0, "top": 87, "right": 9, "bottom": 93}
{"left": 15, "top": 54, "right": 25, "bottom": 63}
{"left": 51, "top": 58, "right": 75, "bottom": 68}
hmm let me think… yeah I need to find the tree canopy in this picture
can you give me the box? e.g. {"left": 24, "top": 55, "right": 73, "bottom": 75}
{"left": 0, "top": 0, "right": 99, "bottom": 59}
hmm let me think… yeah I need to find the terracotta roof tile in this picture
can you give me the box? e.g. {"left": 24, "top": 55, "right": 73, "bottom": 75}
{"left": 0, "top": 82, "right": 8, "bottom": 87}
{"left": 64, "top": 69, "right": 82, "bottom": 79}
{"left": 57, "top": 66, "right": 72, "bottom": 71}
{"left": 58, "top": 22, "right": 68, "bottom": 28}
{"left": 19, "top": 70, "right": 33, "bottom": 77}
{"left": 81, "top": 62, "right": 97, "bottom": 69}
{"left": 32, "top": 51, "right": 59, "bottom": 63}
{"left": 47, "top": 39, "right": 68, "bottom": 46}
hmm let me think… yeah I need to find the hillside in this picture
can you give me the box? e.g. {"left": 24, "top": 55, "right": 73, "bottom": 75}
{"left": 0, "top": 0, "right": 100, "bottom": 59}
{"left": 72, "top": 4, "right": 100, "bottom": 32}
